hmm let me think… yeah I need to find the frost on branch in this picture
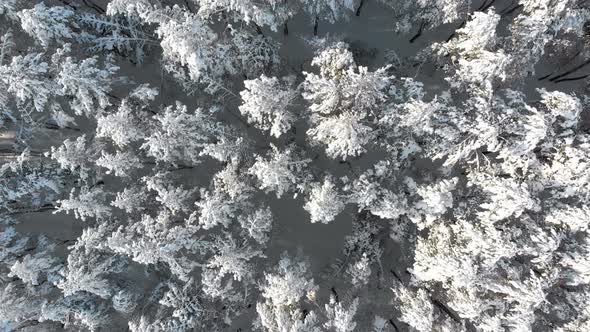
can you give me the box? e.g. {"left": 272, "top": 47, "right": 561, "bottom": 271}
{"left": 96, "top": 85, "right": 157, "bottom": 147}
{"left": 8, "top": 237, "right": 60, "bottom": 286}
{"left": 157, "top": 8, "right": 234, "bottom": 86}
{"left": 346, "top": 252, "right": 372, "bottom": 286}
{"left": 410, "top": 221, "right": 477, "bottom": 287}
{"left": 213, "top": 160, "right": 254, "bottom": 200}
{"left": 249, "top": 144, "right": 311, "bottom": 198}
{"left": 49, "top": 135, "right": 96, "bottom": 180}
{"left": 303, "top": 176, "right": 345, "bottom": 224}
{"left": 78, "top": 12, "right": 151, "bottom": 63}
{"left": 142, "top": 102, "right": 222, "bottom": 165}
{"left": 412, "top": 177, "right": 458, "bottom": 229}
{"left": 434, "top": 9, "right": 509, "bottom": 98}
{"left": 57, "top": 244, "right": 125, "bottom": 299}
{"left": 468, "top": 172, "right": 538, "bottom": 223}
{"left": 122, "top": 4, "right": 236, "bottom": 92}
{"left": 107, "top": 210, "right": 200, "bottom": 281}
{"left": 239, "top": 74, "right": 297, "bottom": 138}
{"left": 111, "top": 186, "right": 146, "bottom": 214}
{"left": 323, "top": 296, "right": 359, "bottom": 332}
{"left": 195, "top": 188, "right": 238, "bottom": 229}
{"left": 261, "top": 254, "right": 318, "bottom": 306}
{"left": 55, "top": 54, "right": 119, "bottom": 117}
{"left": 0, "top": 150, "right": 63, "bottom": 212}
{"left": 240, "top": 207, "right": 273, "bottom": 245}
{"left": 538, "top": 88, "right": 582, "bottom": 128}
{"left": 545, "top": 206, "right": 590, "bottom": 233}
{"left": 157, "top": 279, "right": 208, "bottom": 330}
{"left": 256, "top": 254, "right": 320, "bottom": 331}
{"left": 379, "top": 0, "right": 470, "bottom": 33}
{"left": 0, "top": 52, "right": 53, "bottom": 113}
{"left": 231, "top": 27, "right": 281, "bottom": 78}
{"left": 196, "top": 0, "right": 294, "bottom": 31}
{"left": 559, "top": 235, "right": 590, "bottom": 286}
{"left": 145, "top": 175, "right": 193, "bottom": 215}
{"left": 55, "top": 186, "right": 111, "bottom": 222}
{"left": 392, "top": 285, "right": 433, "bottom": 332}
{"left": 303, "top": 42, "right": 391, "bottom": 159}
{"left": 203, "top": 234, "right": 264, "bottom": 297}
{"left": 95, "top": 151, "right": 141, "bottom": 177}
{"left": 507, "top": 0, "right": 589, "bottom": 77}
{"left": 308, "top": 111, "right": 374, "bottom": 160}
{"left": 17, "top": 4, "right": 76, "bottom": 47}
{"left": 344, "top": 162, "right": 409, "bottom": 220}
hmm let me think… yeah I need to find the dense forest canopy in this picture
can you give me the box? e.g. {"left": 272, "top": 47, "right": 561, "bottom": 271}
{"left": 1, "top": 0, "right": 590, "bottom": 331}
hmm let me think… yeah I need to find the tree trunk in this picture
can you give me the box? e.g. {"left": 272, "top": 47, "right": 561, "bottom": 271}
{"left": 478, "top": 0, "right": 496, "bottom": 11}
{"left": 388, "top": 319, "right": 400, "bottom": 332}
{"left": 10, "top": 204, "right": 57, "bottom": 216}
{"left": 255, "top": 23, "right": 263, "bottom": 35}
{"left": 410, "top": 21, "right": 425, "bottom": 43}
{"left": 549, "top": 58, "right": 590, "bottom": 82}
{"left": 82, "top": 0, "right": 105, "bottom": 14}
{"left": 445, "top": 20, "right": 465, "bottom": 42}
{"left": 555, "top": 74, "right": 589, "bottom": 83}
{"left": 356, "top": 0, "right": 366, "bottom": 16}
{"left": 501, "top": 4, "right": 523, "bottom": 17}
{"left": 59, "top": 0, "right": 76, "bottom": 10}
{"left": 482, "top": 0, "right": 496, "bottom": 11}
{"left": 184, "top": 0, "right": 196, "bottom": 13}
{"left": 331, "top": 287, "right": 340, "bottom": 302}
{"left": 538, "top": 50, "right": 582, "bottom": 80}
{"left": 432, "top": 298, "right": 461, "bottom": 323}
{"left": 313, "top": 16, "right": 319, "bottom": 36}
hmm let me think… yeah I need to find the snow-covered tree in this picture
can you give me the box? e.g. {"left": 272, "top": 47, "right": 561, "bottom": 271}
{"left": 142, "top": 102, "right": 222, "bottom": 165}
{"left": 8, "top": 238, "right": 61, "bottom": 286}
{"left": 303, "top": 176, "right": 345, "bottom": 224}
{"left": 196, "top": 0, "right": 294, "bottom": 31}
{"left": 0, "top": 52, "right": 54, "bottom": 114}
{"left": 96, "top": 85, "right": 157, "bottom": 147}
{"left": 323, "top": 296, "right": 359, "bottom": 332}
{"left": 261, "top": 254, "right": 318, "bottom": 306}
{"left": 303, "top": 42, "right": 391, "bottom": 159}
{"left": 57, "top": 245, "right": 125, "bottom": 299}
{"left": 239, "top": 75, "right": 297, "bottom": 138}
{"left": 48, "top": 135, "right": 97, "bottom": 180}
{"left": 95, "top": 151, "right": 141, "bottom": 177}
{"left": 17, "top": 4, "right": 77, "bottom": 47}
{"left": 111, "top": 186, "right": 146, "bottom": 214}
{"left": 240, "top": 206, "right": 273, "bottom": 245}
{"left": 106, "top": 210, "right": 201, "bottom": 281}
{"left": 109, "top": 3, "right": 237, "bottom": 92}
{"left": 195, "top": 187, "right": 238, "bottom": 229}
{"left": 55, "top": 53, "right": 119, "bottom": 117}
{"left": 3, "top": 1, "right": 590, "bottom": 331}
{"left": 55, "top": 186, "right": 111, "bottom": 222}
{"left": 249, "top": 144, "right": 311, "bottom": 198}
{"left": 256, "top": 254, "right": 320, "bottom": 331}
{"left": 202, "top": 233, "right": 264, "bottom": 298}
{"left": 433, "top": 9, "right": 510, "bottom": 99}
{"left": 411, "top": 177, "right": 458, "bottom": 229}
{"left": 392, "top": 285, "right": 433, "bottom": 332}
